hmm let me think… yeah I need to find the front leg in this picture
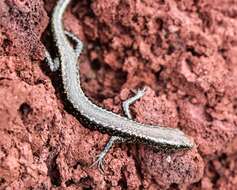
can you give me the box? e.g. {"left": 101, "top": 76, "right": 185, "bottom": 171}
{"left": 90, "top": 87, "right": 147, "bottom": 172}
{"left": 45, "top": 31, "right": 83, "bottom": 71}
{"left": 45, "top": 49, "right": 60, "bottom": 72}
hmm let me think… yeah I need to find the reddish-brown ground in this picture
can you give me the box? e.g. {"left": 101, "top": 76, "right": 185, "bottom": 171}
{"left": 1, "top": 0, "right": 237, "bottom": 189}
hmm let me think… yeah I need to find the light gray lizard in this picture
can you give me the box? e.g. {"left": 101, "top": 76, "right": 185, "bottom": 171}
{"left": 45, "top": 0, "right": 194, "bottom": 172}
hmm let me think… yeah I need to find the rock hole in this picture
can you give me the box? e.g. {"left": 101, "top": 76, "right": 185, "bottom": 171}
{"left": 155, "top": 65, "right": 164, "bottom": 82}
{"left": 91, "top": 59, "right": 101, "bottom": 71}
{"left": 2, "top": 38, "right": 12, "bottom": 49}
{"left": 18, "top": 102, "right": 33, "bottom": 120}
{"left": 47, "top": 154, "right": 62, "bottom": 187}
{"left": 65, "top": 179, "right": 75, "bottom": 187}
{"left": 118, "top": 166, "right": 128, "bottom": 189}
{"left": 167, "top": 44, "right": 176, "bottom": 55}
{"left": 170, "top": 183, "right": 179, "bottom": 188}
{"left": 79, "top": 176, "right": 93, "bottom": 189}
{"left": 186, "top": 46, "right": 202, "bottom": 57}
{"left": 0, "top": 177, "right": 6, "bottom": 185}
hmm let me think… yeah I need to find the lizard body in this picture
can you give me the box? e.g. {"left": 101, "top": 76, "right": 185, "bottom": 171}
{"left": 46, "top": 0, "right": 194, "bottom": 169}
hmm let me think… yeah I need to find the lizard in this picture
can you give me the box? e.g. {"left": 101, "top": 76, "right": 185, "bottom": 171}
{"left": 45, "top": 0, "right": 194, "bottom": 172}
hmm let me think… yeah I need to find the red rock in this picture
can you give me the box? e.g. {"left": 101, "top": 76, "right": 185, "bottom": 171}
{"left": 1, "top": 0, "right": 237, "bottom": 189}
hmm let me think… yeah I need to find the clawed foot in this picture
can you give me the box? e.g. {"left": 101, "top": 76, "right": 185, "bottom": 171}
{"left": 131, "top": 86, "right": 147, "bottom": 96}
{"left": 89, "top": 86, "right": 147, "bottom": 173}
{"left": 89, "top": 136, "right": 121, "bottom": 173}
{"left": 90, "top": 153, "right": 106, "bottom": 173}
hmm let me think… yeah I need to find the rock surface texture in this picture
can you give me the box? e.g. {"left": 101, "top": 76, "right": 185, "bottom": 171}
{"left": 0, "top": 0, "right": 237, "bottom": 189}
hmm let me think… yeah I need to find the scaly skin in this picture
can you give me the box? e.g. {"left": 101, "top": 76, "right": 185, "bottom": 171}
{"left": 45, "top": 0, "right": 194, "bottom": 171}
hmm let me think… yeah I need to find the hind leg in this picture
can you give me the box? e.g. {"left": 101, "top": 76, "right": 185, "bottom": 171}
{"left": 90, "top": 87, "right": 147, "bottom": 173}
